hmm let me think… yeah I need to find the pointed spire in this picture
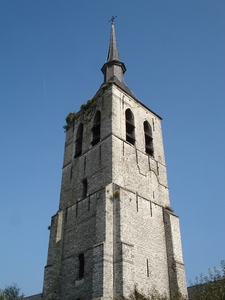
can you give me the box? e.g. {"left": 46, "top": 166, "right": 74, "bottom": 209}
{"left": 101, "top": 18, "right": 126, "bottom": 83}
{"left": 107, "top": 20, "right": 120, "bottom": 62}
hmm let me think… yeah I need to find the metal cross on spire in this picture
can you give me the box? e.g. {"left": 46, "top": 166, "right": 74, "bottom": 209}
{"left": 108, "top": 16, "right": 117, "bottom": 24}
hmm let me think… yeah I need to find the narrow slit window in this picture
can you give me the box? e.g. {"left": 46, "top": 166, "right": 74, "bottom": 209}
{"left": 70, "top": 164, "right": 73, "bottom": 180}
{"left": 147, "top": 259, "right": 149, "bottom": 277}
{"left": 82, "top": 178, "right": 88, "bottom": 198}
{"left": 75, "top": 123, "right": 83, "bottom": 158}
{"left": 76, "top": 202, "right": 78, "bottom": 217}
{"left": 78, "top": 253, "right": 84, "bottom": 279}
{"left": 150, "top": 201, "right": 152, "bottom": 217}
{"left": 125, "top": 109, "right": 135, "bottom": 145}
{"left": 88, "top": 196, "right": 90, "bottom": 211}
{"left": 92, "top": 111, "right": 101, "bottom": 146}
{"left": 136, "top": 192, "right": 138, "bottom": 212}
{"left": 144, "top": 121, "right": 154, "bottom": 156}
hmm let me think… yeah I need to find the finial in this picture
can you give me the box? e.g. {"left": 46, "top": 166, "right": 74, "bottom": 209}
{"left": 108, "top": 16, "right": 117, "bottom": 24}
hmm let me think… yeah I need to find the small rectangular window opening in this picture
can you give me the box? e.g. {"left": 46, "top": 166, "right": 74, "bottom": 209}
{"left": 76, "top": 202, "right": 78, "bottom": 217}
{"left": 147, "top": 259, "right": 149, "bottom": 277}
{"left": 70, "top": 165, "right": 73, "bottom": 180}
{"left": 150, "top": 201, "right": 152, "bottom": 217}
{"left": 78, "top": 253, "right": 84, "bottom": 279}
{"left": 88, "top": 196, "right": 90, "bottom": 211}
{"left": 156, "top": 162, "right": 159, "bottom": 175}
{"left": 136, "top": 192, "right": 138, "bottom": 212}
{"left": 82, "top": 178, "right": 88, "bottom": 198}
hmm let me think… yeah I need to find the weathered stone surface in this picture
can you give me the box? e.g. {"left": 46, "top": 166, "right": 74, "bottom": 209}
{"left": 42, "top": 84, "right": 187, "bottom": 299}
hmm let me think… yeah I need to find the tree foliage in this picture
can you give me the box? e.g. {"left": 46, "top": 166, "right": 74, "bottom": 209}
{"left": 0, "top": 283, "right": 24, "bottom": 300}
{"left": 190, "top": 260, "right": 225, "bottom": 300}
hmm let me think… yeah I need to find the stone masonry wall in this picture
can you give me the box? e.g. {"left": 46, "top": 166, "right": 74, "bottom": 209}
{"left": 111, "top": 86, "right": 170, "bottom": 208}
{"left": 43, "top": 86, "right": 115, "bottom": 299}
{"left": 110, "top": 85, "right": 187, "bottom": 298}
{"left": 113, "top": 187, "right": 170, "bottom": 298}
{"left": 43, "top": 83, "right": 187, "bottom": 299}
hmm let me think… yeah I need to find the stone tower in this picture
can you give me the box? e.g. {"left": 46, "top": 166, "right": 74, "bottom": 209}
{"left": 43, "top": 21, "right": 187, "bottom": 300}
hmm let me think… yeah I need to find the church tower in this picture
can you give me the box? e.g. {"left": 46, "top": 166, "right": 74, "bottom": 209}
{"left": 43, "top": 20, "right": 187, "bottom": 300}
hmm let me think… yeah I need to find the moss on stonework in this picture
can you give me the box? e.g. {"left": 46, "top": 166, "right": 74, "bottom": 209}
{"left": 63, "top": 98, "right": 98, "bottom": 130}
{"left": 66, "top": 112, "right": 76, "bottom": 125}
{"left": 80, "top": 98, "right": 97, "bottom": 111}
{"left": 101, "top": 80, "right": 113, "bottom": 91}
{"left": 64, "top": 82, "right": 112, "bottom": 128}
{"left": 113, "top": 189, "right": 120, "bottom": 198}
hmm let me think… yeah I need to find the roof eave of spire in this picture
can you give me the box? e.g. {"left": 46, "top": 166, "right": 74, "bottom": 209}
{"left": 101, "top": 60, "right": 126, "bottom": 74}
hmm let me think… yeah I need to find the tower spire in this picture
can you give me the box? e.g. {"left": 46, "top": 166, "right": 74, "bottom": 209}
{"left": 101, "top": 18, "right": 126, "bottom": 83}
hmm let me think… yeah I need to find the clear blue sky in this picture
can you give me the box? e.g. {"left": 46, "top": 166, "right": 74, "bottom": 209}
{"left": 0, "top": 0, "right": 224, "bottom": 296}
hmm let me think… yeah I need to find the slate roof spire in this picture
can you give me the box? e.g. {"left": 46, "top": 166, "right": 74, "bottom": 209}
{"left": 101, "top": 18, "right": 126, "bottom": 83}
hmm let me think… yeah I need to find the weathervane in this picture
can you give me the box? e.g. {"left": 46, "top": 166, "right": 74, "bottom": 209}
{"left": 109, "top": 16, "right": 117, "bottom": 24}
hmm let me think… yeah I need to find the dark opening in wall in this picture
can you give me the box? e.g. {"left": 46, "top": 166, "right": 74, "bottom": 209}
{"left": 150, "top": 201, "right": 152, "bottom": 217}
{"left": 75, "top": 123, "right": 83, "bottom": 158}
{"left": 125, "top": 109, "right": 135, "bottom": 145}
{"left": 82, "top": 178, "right": 88, "bottom": 198}
{"left": 144, "top": 121, "right": 154, "bottom": 156}
{"left": 70, "top": 164, "right": 73, "bottom": 180}
{"left": 78, "top": 253, "right": 84, "bottom": 279}
{"left": 92, "top": 110, "right": 101, "bottom": 146}
{"left": 76, "top": 202, "right": 78, "bottom": 217}
{"left": 147, "top": 259, "right": 149, "bottom": 277}
{"left": 136, "top": 192, "right": 138, "bottom": 212}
